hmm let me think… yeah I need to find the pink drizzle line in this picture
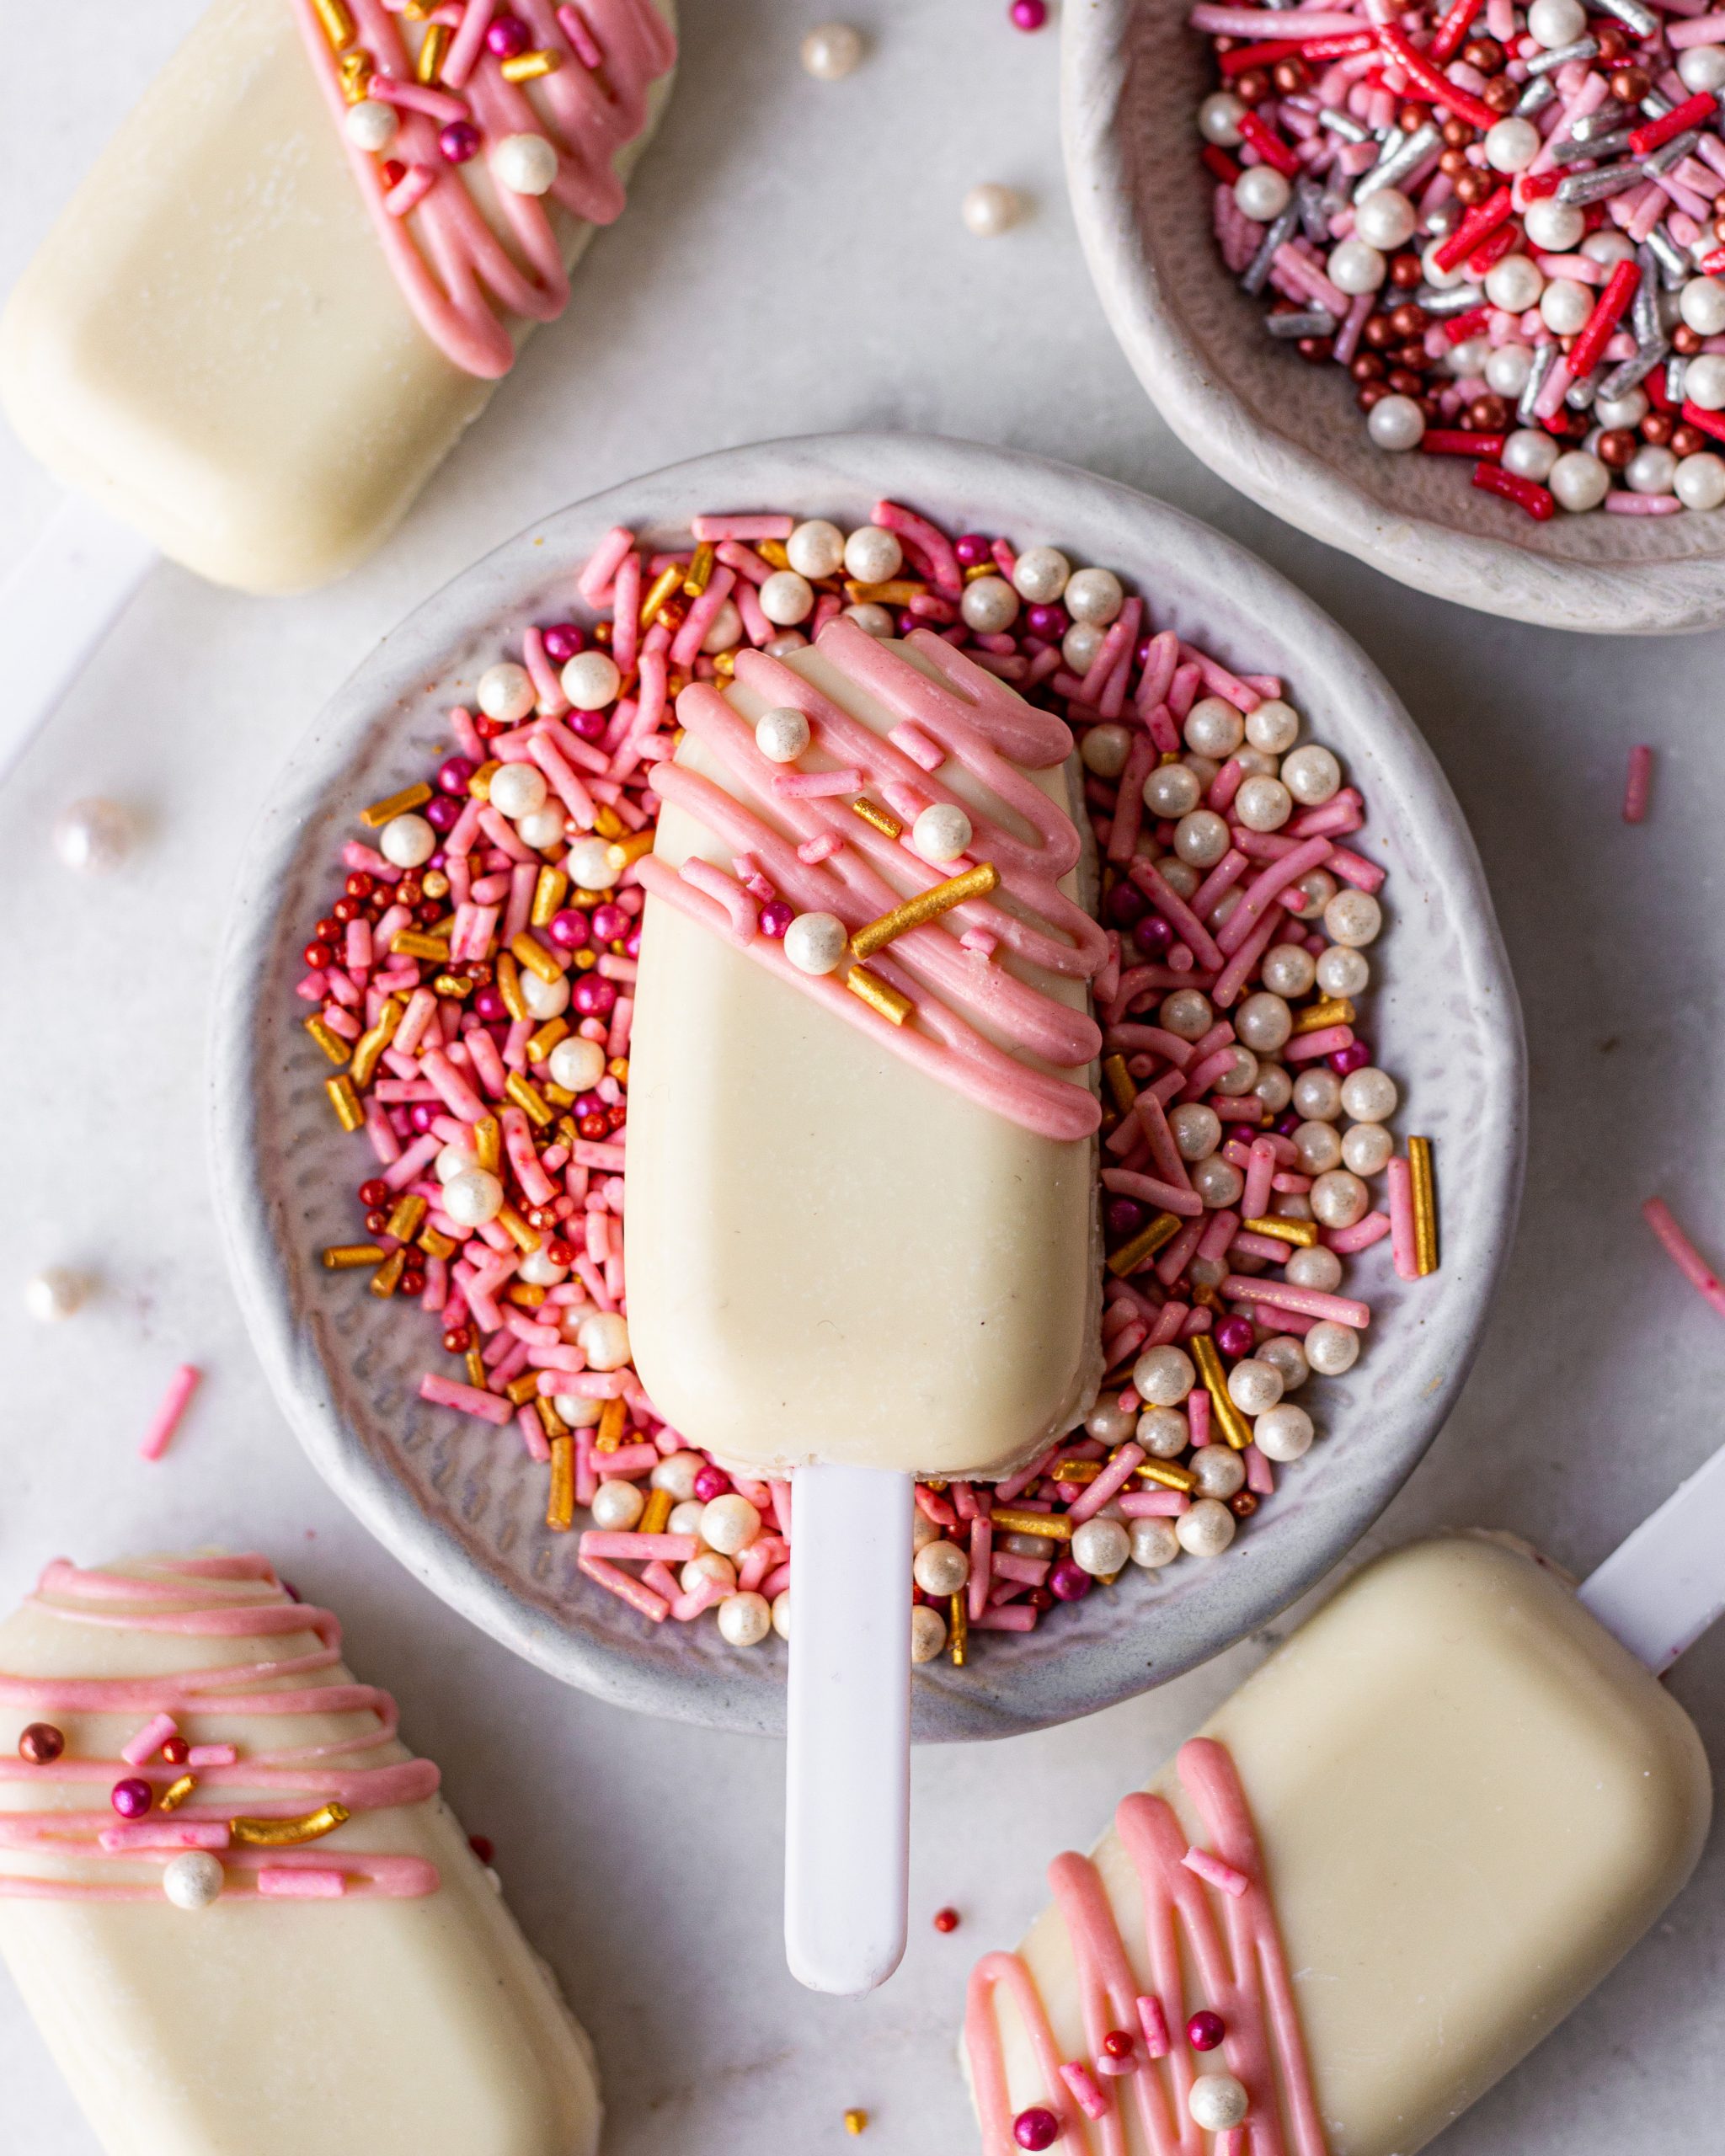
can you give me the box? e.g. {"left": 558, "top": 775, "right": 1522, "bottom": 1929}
{"left": 964, "top": 1738, "right": 1329, "bottom": 2156}
{"left": 291, "top": 0, "right": 676, "bottom": 377}
{"left": 0, "top": 1556, "right": 440, "bottom": 1903}
{"left": 635, "top": 617, "right": 1108, "bottom": 1141}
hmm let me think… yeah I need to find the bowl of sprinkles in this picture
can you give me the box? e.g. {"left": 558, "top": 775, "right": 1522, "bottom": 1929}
{"left": 1065, "top": 0, "right": 1725, "bottom": 630}
{"left": 212, "top": 433, "right": 1523, "bottom": 1738}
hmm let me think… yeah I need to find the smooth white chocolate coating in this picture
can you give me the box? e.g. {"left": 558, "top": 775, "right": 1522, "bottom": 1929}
{"left": 0, "top": 0, "right": 675, "bottom": 593}
{"left": 0, "top": 1555, "right": 601, "bottom": 2156}
{"left": 976, "top": 1535, "right": 1712, "bottom": 2155}
{"left": 626, "top": 638, "right": 1102, "bottom": 1478}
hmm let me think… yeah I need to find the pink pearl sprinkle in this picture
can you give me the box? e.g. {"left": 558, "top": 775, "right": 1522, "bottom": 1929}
{"left": 109, "top": 1777, "right": 153, "bottom": 1819}
{"left": 439, "top": 120, "right": 481, "bottom": 164}
{"left": 1011, "top": 0, "right": 1049, "bottom": 24}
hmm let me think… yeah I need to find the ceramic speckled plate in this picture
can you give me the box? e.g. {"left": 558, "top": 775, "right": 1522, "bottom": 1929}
{"left": 211, "top": 432, "right": 1525, "bottom": 1740}
{"left": 1063, "top": 0, "right": 1725, "bottom": 633}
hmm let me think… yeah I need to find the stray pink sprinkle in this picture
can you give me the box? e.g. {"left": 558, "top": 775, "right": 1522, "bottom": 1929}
{"left": 187, "top": 1744, "right": 238, "bottom": 1769}
{"left": 120, "top": 1713, "right": 179, "bottom": 1766}
{"left": 1623, "top": 744, "right": 1653, "bottom": 825}
{"left": 1183, "top": 1846, "right": 1250, "bottom": 1898}
{"left": 139, "top": 1364, "right": 201, "bottom": 1462}
{"left": 1643, "top": 1198, "right": 1725, "bottom": 1322}
{"left": 1058, "top": 2061, "right": 1110, "bottom": 2121}
{"left": 1136, "top": 1993, "right": 1172, "bottom": 2058}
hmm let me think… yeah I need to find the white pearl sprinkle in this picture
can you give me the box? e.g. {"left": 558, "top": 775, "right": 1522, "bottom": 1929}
{"left": 718, "top": 1592, "right": 772, "bottom": 1646}
{"left": 344, "top": 99, "right": 399, "bottom": 153}
{"left": 162, "top": 1851, "right": 226, "bottom": 1910}
{"left": 477, "top": 661, "right": 537, "bottom": 723}
{"left": 1188, "top": 2073, "right": 1250, "bottom": 2132}
{"left": 493, "top": 132, "right": 558, "bottom": 196}
{"left": 488, "top": 761, "right": 547, "bottom": 820}
{"left": 579, "top": 1312, "right": 631, "bottom": 1373}
{"left": 758, "top": 569, "right": 815, "bottom": 626}
{"left": 912, "top": 803, "right": 973, "bottom": 862}
{"left": 567, "top": 835, "right": 622, "bottom": 889}
{"left": 442, "top": 1169, "right": 504, "bottom": 1228}
{"left": 54, "top": 797, "right": 136, "bottom": 874}
{"left": 787, "top": 520, "right": 846, "bottom": 578}
{"left": 755, "top": 707, "right": 811, "bottom": 763}
{"left": 800, "top": 22, "right": 863, "bottom": 79}
{"left": 24, "top": 1267, "right": 88, "bottom": 1323}
{"left": 783, "top": 911, "right": 849, "bottom": 975}
{"left": 590, "top": 1480, "right": 646, "bottom": 1532}
{"left": 380, "top": 813, "right": 435, "bottom": 868}
{"left": 843, "top": 526, "right": 903, "bottom": 584}
{"left": 548, "top": 1035, "right": 606, "bottom": 1092}
{"left": 910, "top": 1604, "right": 948, "bottom": 1662}
{"left": 560, "top": 650, "right": 622, "bottom": 711}
{"left": 961, "top": 182, "right": 1023, "bottom": 237}
{"left": 960, "top": 574, "right": 1021, "bottom": 634}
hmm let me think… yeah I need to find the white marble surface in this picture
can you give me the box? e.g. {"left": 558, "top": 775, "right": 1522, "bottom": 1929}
{"left": 1, "top": 4, "right": 1721, "bottom": 2152}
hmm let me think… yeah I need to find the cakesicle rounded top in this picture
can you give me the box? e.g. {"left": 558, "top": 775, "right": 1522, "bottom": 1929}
{"left": 211, "top": 431, "right": 1525, "bottom": 1739}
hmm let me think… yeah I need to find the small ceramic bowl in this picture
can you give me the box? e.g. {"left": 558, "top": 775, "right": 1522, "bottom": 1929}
{"left": 211, "top": 432, "right": 1525, "bottom": 1740}
{"left": 1062, "top": 0, "right": 1725, "bottom": 634}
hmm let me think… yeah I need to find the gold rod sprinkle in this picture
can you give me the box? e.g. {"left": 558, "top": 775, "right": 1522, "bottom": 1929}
{"left": 1191, "top": 1333, "right": 1255, "bottom": 1451}
{"left": 416, "top": 20, "right": 451, "bottom": 80}
{"left": 850, "top": 862, "right": 1000, "bottom": 960}
{"left": 531, "top": 867, "right": 569, "bottom": 927}
{"left": 505, "top": 1372, "right": 542, "bottom": 1407}
{"left": 638, "top": 563, "right": 684, "bottom": 627}
{"left": 496, "top": 952, "right": 528, "bottom": 1023}
{"left": 844, "top": 578, "right": 925, "bottom": 606}
{"left": 1107, "top": 1211, "right": 1181, "bottom": 1278}
{"left": 498, "top": 1203, "right": 542, "bottom": 1253}
{"left": 1409, "top": 1135, "right": 1439, "bottom": 1277}
{"left": 1292, "top": 995, "right": 1356, "bottom": 1036}
{"left": 1048, "top": 1459, "right": 1103, "bottom": 1484}
{"left": 1241, "top": 1214, "right": 1319, "bottom": 1248}
{"left": 1102, "top": 1053, "right": 1138, "bottom": 1117}
{"left": 384, "top": 1193, "right": 427, "bottom": 1244}
{"left": 325, "top": 1075, "right": 365, "bottom": 1132}
{"left": 596, "top": 1396, "right": 628, "bottom": 1451}
{"left": 500, "top": 45, "right": 559, "bottom": 77}
{"left": 535, "top": 1396, "right": 569, "bottom": 1441}
{"left": 989, "top": 1508, "right": 1073, "bottom": 1541}
{"left": 547, "top": 1435, "right": 575, "bottom": 1530}
{"left": 526, "top": 1016, "right": 569, "bottom": 1063}
{"left": 948, "top": 1589, "right": 969, "bottom": 1668}
{"left": 850, "top": 797, "right": 903, "bottom": 841}
{"left": 613, "top": 828, "right": 655, "bottom": 870}
{"left": 312, "top": 0, "right": 355, "bottom": 48}
{"left": 846, "top": 965, "right": 914, "bottom": 1027}
{"left": 322, "top": 1243, "right": 384, "bottom": 1270}
{"left": 464, "top": 1348, "right": 489, "bottom": 1390}
{"left": 510, "top": 931, "right": 566, "bottom": 985}
{"left": 682, "top": 542, "right": 715, "bottom": 597}
{"left": 304, "top": 1016, "right": 350, "bottom": 1067}
{"left": 391, "top": 930, "right": 451, "bottom": 963}
{"left": 368, "top": 1249, "right": 407, "bottom": 1299}
{"left": 418, "top": 1225, "right": 457, "bottom": 1261}
{"left": 158, "top": 1774, "right": 196, "bottom": 1812}
{"left": 1138, "top": 1459, "right": 1198, "bottom": 1492}
{"left": 505, "top": 1072, "right": 555, "bottom": 1129}
{"left": 229, "top": 1801, "right": 350, "bottom": 1848}
{"left": 360, "top": 782, "right": 431, "bottom": 830}
{"left": 638, "top": 1486, "right": 672, "bottom": 1537}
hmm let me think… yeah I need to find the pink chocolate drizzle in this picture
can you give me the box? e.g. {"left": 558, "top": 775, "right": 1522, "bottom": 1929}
{"left": 293, "top": 0, "right": 676, "bottom": 377}
{"left": 636, "top": 616, "right": 1108, "bottom": 1142}
{"left": 0, "top": 1556, "right": 440, "bottom": 1902}
{"left": 965, "top": 1738, "right": 1330, "bottom": 2155}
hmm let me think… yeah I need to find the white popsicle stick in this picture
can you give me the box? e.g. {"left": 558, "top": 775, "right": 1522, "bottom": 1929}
{"left": 0, "top": 493, "right": 157, "bottom": 783}
{"left": 784, "top": 1462, "right": 913, "bottom": 1995}
{"left": 1579, "top": 1439, "right": 1725, "bottom": 1673}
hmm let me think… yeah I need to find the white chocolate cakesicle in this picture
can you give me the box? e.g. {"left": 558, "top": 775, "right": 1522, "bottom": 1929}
{"left": 0, "top": 0, "right": 675, "bottom": 594}
{"left": 965, "top": 1534, "right": 1712, "bottom": 2156}
{"left": 0, "top": 1553, "right": 601, "bottom": 2156}
{"left": 626, "top": 625, "right": 1103, "bottom": 1479}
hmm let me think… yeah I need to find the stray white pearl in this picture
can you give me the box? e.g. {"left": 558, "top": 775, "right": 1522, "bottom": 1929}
{"left": 1160, "top": 988, "right": 1214, "bottom": 1043}
{"left": 800, "top": 22, "right": 863, "bottom": 78}
{"left": 1352, "top": 188, "right": 1415, "bottom": 251}
{"left": 1134, "top": 1342, "right": 1195, "bottom": 1407}
{"left": 1594, "top": 387, "right": 1648, "bottom": 431}
{"left": 1420, "top": 238, "right": 1468, "bottom": 291}
{"left": 759, "top": 570, "right": 814, "bottom": 626}
{"left": 24, "top": 1267, "right": 87, "bottom": 1323}
{"left": 1581, "top": 230, "right": 1635, "bottom": 270}
{"left": 1294, "top": 1119, "right": 1343, "bottom": 1174}
{"left": 1184, "top": 696, "right": 1244, "bottom": 759}
{"left": 590, "top": 1480, "right": 646, "bottom": 1532}
{"left": 1211, "top": 1046, "right": 1260, "bottom": 1097}
{"left": 1257, "top": 1334, "right": 1309, "bottom": 1393}
{"left": 443, "top": 1169, "right": 504, "bottom": 1228}
{"left": 1193, "top": 1153, "right": 1245, "bottom": 1209}
{"left": 1502, "top": 428, "right": 1559, "bottom": 483}
{"left": 1305, "top": 1320, "right": 1360, "bottom": 1377}
{"left": 962, "top": 182, "right": 1023, "bottom": 237}
{"left": 1187, "top": 1447, "right": 1244, "bottom": 1502}
{"left": 763, "top": 632, "right": 808, "bottom": 660}
{"left": 1227, "top": 1358, "right": 1284, "bottom": 1417}
{"left": 548, "top": 1035, "right": 606, "bottom": 1092}
{"left": 1188, "top": 2077, "right": 1251, "bottom": 2132}
{"left": 1366, "top": 394, "right": 1424, "bottom": 452}
{"left": 1175, "top": 808, "right": 1231, "bottom": 867}
{"left": 1071, "top": 1516, "right": 1132, "bottom": 1577}
{"left": 1323, "top": 888, "right": 1381, "bottom": 946}
{"left": 579, "top": 1312, "right": 631, "bottom": 1372}
{"left": 651, "top": 1451, "right": 706, "bottom": 1501}
{"left": 1136, "top": 1406, "right": 1190, "bottom": 1460}
{"left": 435, "top": 1141, "right": 478, "bottom": 1183}
{"left": 701, "top": 598, "right": 743, "bottom": 654}
{"left": 1262, "top": 942, "right": 1316, "bottom": 998}
{"left": 1342, "top": 1121, "right": 1394, "bottom": 1177}
{"left": 787, "top": 520, "right": 845, "bottom": 579}
{"left": 914, "top": 803, "right": 973, "bottom": 861}
{"left": 1680, "top": 277, "right": 1725, "bottom": 338}
{"left": 1244, "top": 699, "right": 1300, "bottom": 755}
{"left": 567, "top": 836, "right": 621, "bottom": 890}
{"left": 1311, "top": 1167, "right": 1370, "bottom": 1230}
{"left": 772, "top": 1589, "right": 793, "bottom": 1640}
{"left": 163, "top": 1851, "right": 225, "bottom": 1910}
{"left": 561, "top": 650, "right": 621, "bottom": 710}
{"left": 843, "top": 601, "right": 895, "bottom": 638}
{"left": 783, "top": 911, "right": 849, "bottom": 975}
{"left": 1250, "top": 1396, "right": 1311, "bottom": 1465}
{"left": 1316, "top": 943, "right": 1369, "bottom": 998}
{"left": 517, "top": 1246, "right": 567, "bottom": 1287}
{"left": 520, "top": 969, "right": 569, "bottom": 1022}
{"left": 961, "top": 574, "right": 1021, "bottom": 634}
{"left": 1293, "top": 1067, "right": 1343, "bottom": 1121}
{"left": 1286, "top": 1244, "right": 1343, "bottom": 1291}
{"left": 1081, "top": 722, "right": 1131, "bottom": 777}
{"left": 1234, "top": 774, "right": 1292, "bottom": 833}
{"left": 1177, "top": 1499, "right": 1236, "bottom": 1558}
{"left": 54, "top": 796, "right": 137, "bottom": 874}
{"left": 1527, "top": 0, "right": 1584, "bottom": 45}
{"left": 1522, "top": 197, "right": 1583, "bottom": 253}
{"left": 1063, "top": 567, "right": 1124, "bottom": 625}
{"left": 914, "top": 1540, "right": 971, "bottom": 1596}
{"left": 682, "top": 1552, "right": 737, "bottom": 1595}
{"left": 1235, "top": 165, "right": 1290, "bottom": 223}
{"left": 1676, "top": 451, "right": 1725, "bottom": 511}
{"left": 1144, "top": 760, "right": 1202, "bottom": 818}
{"left": 1446, "top": 336, "right": 1490, "bottom": 381}
{"left": 1171, "top": 1102, "right": 1222, "bottom": 1164}
{"left": 516, "top": 805, "right": 566, "bottom": 851}
{"left": 718, "top": 1593, "right": 772, "bottom": 1646}
{"left": 1327, "top": 239, "right": 1387, "bottom": 296}
{"left": 1282, "top": 744, "right": 1342, "bottom": 806}
{"left": 1012, "top": 546, "right": 1071, "bottom": 603}
{"left": 1539, "top": 279, "right": 1593, "bottom": 338}
{"left": 843, "top": 526, "right": 903, "bottom": 584}
{"left": 478, "top": 661, "right": 536, "bottom": 724}
{"left": 1679, "top": 41, "right": 1725, "bottom": 90}
{"left": 1484, "top": 254, "right": 1542, "bottom": 314}
{"left": 702, "top": 1493, "right": 762, "bottom": 1556}
{"left": 665, "top": 1498, "right": 705, "bottom": 1536}
{"left": 911, "top": 1604, "right": 948, "bottom": 1662}
{"left": 1483, "top": 117, "right": 1540, "bottom": 173}
{"left": 755, "top": 707, "right": 811, "bottom": 763}
{"left": 1255, "top": 1064, "right": 1293, "bottom": 1113}
{"left": 1198, "top": 89, "right": 1246, "bottom": 147}
{"left": 494, "top": 131, "right": 558, "bottom": 195}
{"left": 380, "top": 812, "right": 435, "bottom": 868}
{"left": 344, "top": 98, "right": 400, "bottom": 152}
{"left": 1063, "top": 621, "right": 1106, "bottom": 673}
{"left": 1086, "top": 1394, "right": 1137, "bottom": 1447}
{"left": 1158, "top": 857, "right": 1200, "bottom": 899}
{"left": 488, "top": 761, "right": 548, "bottom": 820}
{"left": 1484, "top": 342, "right": 1535, "bottom": 398}
{"left": 1684, "top": 354, "right": 1725, "bottom": 411}
{"left": 1236, "top": 991, "right": 1293, "bottom": 1054}
{"left": 1340, "top": 1065, "right": 1397, "bottom": 1123}
{"left": 1550, "top": 448, "right": 1610, "bottom": 512}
